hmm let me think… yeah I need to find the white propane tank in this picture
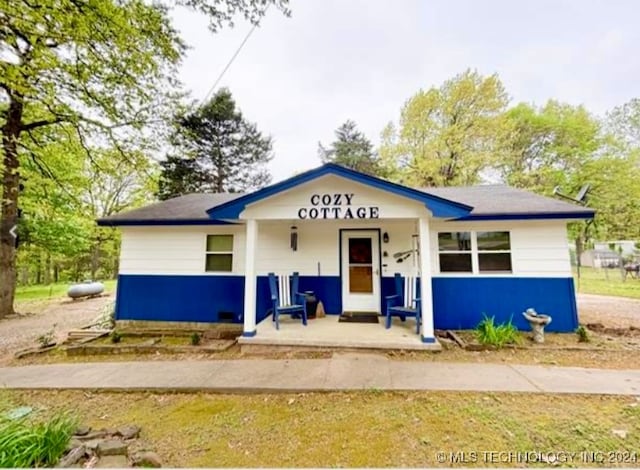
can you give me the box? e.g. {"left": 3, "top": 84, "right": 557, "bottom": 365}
{"left": 67, "top": 281, "right": 105, "bottom": 299}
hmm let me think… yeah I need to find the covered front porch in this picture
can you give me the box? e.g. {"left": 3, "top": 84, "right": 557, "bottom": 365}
{"left": 238, "top": 314, "right": 442, "bottom": 351}
{"left": 204, "top": 164, "right": 474, "bottom": 344}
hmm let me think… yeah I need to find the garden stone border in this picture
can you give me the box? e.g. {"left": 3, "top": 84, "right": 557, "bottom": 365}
{"left": 57, "top": 424, "right": 162, "bottom": 468}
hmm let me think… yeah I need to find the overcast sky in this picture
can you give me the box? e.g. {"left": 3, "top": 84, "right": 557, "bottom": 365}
{"left": 172, "top": 0, "right": 640, "bottom": 182}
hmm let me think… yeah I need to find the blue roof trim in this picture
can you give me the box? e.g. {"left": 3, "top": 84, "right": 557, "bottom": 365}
{"left": 96, "top": 219, "right": 237, "bottom": 227}
{"left": 456, "top": 211, "right": 595, "bottom": 221}
{"left": 205, "top": 163, "right": 473, "bottom": 219}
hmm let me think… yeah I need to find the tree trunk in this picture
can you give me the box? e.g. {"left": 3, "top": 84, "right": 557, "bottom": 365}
{"left": 36, "top": 253, "right": 42, "bottom": 284}
{"left": 44, "top": 252, "right": 52, "bottom": 285}
{"left": 91, "top": 241, "right": 99, "bottom": 280}
{"left": 19, "top": 266, "right": 28, "bottom": 285}
{"left": 0, "top": 95, "right": 24, "bottom": 319}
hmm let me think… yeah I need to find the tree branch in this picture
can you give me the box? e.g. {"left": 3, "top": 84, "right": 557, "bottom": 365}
{"left": 21, "top": 117, "right": 67, "bottom": 132}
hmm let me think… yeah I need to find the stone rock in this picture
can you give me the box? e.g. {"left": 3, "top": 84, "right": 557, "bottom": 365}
{"left": 56, "top": 446, "right": 86, "bottom": 467}
{"left": 82, "top": 439, "right": 103, "bottom": 451}
{"left": 132, "top": 451, "right": 162, "bottom": 468}
{"left": 66, "top": 438, "right": 83, "bottom": 452}
{"left": 97, "top": 439, "right": 129, "bottom": 456}
{"left": 116, "top": 424, "right": 141, "bottom": 440}
{"left": 612, "top": 429, "right": 628, "bottom": 439}
{"left": 74, "top": 425, "right": 91, "bottom": 436}
{"left": 95, "top": 455, "right": 129, "bottom": 468}
{"left": 77, "top": 430, "right": 108, "bottom": 441}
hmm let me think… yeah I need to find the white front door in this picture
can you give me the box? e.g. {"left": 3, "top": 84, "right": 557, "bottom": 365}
{"left": 341, "top": 230, "right": 381, "bottom": 312}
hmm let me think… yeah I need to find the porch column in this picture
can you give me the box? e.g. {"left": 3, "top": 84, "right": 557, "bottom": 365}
{"left": 243, "top": 218, "right": 258, "bottom": 336}
{"left": 417, "top": 217, "right": 436, "bottom": 342}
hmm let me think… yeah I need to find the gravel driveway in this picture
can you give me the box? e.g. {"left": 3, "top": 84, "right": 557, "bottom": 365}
{"left": 577, "top": 293, "right": 640, "bottom": 328}
{"left": 0, "top": 295, "right": 113, "bottom": 363}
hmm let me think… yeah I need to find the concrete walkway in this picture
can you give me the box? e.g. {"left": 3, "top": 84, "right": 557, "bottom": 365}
{"left": 1, "top": 355, "right": 639, "bottom": 395}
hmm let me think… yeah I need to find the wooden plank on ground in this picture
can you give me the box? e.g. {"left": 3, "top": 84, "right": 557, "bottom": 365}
{"left": 446, "top": 330, "right": 467, "bottom": 348}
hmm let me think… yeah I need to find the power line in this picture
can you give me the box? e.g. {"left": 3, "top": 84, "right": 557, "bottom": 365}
{"left": 200, "top": 7, "right": 269, "bottom": 104}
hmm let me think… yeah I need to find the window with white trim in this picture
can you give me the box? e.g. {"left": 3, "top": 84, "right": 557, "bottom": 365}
{"left": 205, "top": 235, "right": 233, "bottom": 272}
{"left": 438, "top": 232, "right": 472, "bottom": 272}
{"left": 477, "top": 231, "right": 512, "bottom": 273}
{"left": 438, "top": 231, "right": 512, "bottom": 274}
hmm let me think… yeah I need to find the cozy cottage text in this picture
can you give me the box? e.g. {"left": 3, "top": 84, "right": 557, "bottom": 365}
{"left": 297, "top": 193, "right": 380, "bottom": 219}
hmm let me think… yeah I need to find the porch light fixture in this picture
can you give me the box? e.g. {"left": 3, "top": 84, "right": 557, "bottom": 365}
{"left": 290, "top": 225, "right": 298, "bottom": 251}
{"left": 382, "top": 232, "right": 389, "bottom": 243}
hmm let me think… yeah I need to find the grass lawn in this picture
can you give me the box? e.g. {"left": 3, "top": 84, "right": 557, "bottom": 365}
{"left": 574, "top": 266, "right": 640, "bottom": 300}
{"left": 4, "top": 390, "right": 639, "bottom": 467}
{"left": 15, "top": 280, "right": 117, "bottom": 303}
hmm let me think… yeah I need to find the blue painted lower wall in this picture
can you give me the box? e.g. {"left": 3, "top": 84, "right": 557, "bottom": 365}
{"left": 432, "top": 277, "right": 578, "bottom": 332}
{"left": 115, "top": 274, "right": 245, "bottom": 323}
{"left": 115, "top": 274, "right": 578, "bottom": 332}
{"left": 116, "top": 274, "right": 343, "bottom": 324}
{"left": 256, "top": 275, "right": 342, "bottom": 321}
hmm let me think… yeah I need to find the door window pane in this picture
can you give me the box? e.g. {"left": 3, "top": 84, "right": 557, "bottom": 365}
{"left": 349, "top": 238, "right": 372, "bottom": 264}
{"left": 349, "top": 266, "right": 373, "bottom": 293}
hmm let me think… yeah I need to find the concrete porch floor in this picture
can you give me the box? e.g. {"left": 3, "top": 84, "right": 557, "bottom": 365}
{"left": 238, "top": 314, "right": 441, "bottom": 351}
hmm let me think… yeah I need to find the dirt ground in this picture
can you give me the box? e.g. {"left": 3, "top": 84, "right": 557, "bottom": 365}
{"left": 2, "top": 292, "right": 639, "bottom": 368}
{"left": 0, "top": 295, "right": 113, "bottom": 364}
{"left": 577, "top": 293, "right": 640, "bottom": 328}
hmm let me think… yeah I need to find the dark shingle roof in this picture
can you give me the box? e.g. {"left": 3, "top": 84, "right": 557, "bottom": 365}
{"left": 97, "top": 193, "right": 245, "bottom": 225}
{"left": 97, "top": 184, "right": 593, "bottom": 226}
{"left": 423, "top": 185, "right": 594, "bottom": 219}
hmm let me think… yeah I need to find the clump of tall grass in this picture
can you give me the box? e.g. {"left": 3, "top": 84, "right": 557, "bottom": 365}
{"left": 475, "top": 314, "right": 520, "bottom": 348}
{"left": 0, "top": 412, "right": 78, "bottom": 467}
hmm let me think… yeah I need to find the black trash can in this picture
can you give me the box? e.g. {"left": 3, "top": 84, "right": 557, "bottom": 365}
{"left": 304, "top": 291, "right": 319, "bottom": 319}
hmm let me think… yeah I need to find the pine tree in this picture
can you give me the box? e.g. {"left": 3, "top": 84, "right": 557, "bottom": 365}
{"left": 318, "top": 120, "right": 382, "bottom": 176}
{"left": 158, "top": 89, "right": 273, "bottom": 199}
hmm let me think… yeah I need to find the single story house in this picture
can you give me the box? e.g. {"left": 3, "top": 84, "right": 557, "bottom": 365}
{"left": 98, "top": 163, "right": 594, "bottom": 343}
{"left": 580, "top": 249, "right": 622, "bottom": 268}
{"left": 593, "top": 240, "right": 637, "bottom": 257}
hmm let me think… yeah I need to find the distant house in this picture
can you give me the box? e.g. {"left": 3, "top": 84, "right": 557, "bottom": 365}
{"left": 580, "top": 249, "right": 622, "bottom": 268}
{"left": 593, "top": 240, "right": 637, "bottom": 257}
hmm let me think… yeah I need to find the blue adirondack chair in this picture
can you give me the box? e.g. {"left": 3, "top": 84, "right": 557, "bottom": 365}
{"left": 385, "top": 273, "right": 421, "bottom": 333}
{"left": 268, "top": 272, "right": 308, "bottom": 330}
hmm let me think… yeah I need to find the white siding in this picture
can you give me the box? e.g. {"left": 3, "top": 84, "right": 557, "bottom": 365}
{"left": 241, "top": 174, "right": 429, "bottom": 220}
{"left": 429, "top": 220, "right": 572, "bottom": 277}
{"left": 255, "top": 219, "right": 419, "bottom": 278}
{"left": 118, "top": 220, "right": 572, "bottom": 278}
{"left": 119, "top": 225, "right": 246, "bottom": 275}
{"left": 119, "top": 220, "right": 419, "bottom": 278}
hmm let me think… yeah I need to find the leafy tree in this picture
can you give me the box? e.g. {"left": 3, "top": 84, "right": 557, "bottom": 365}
{"left": 16, "top": 124, "right": 157, "bottom": 284}
{"left": 380, "top": 69, "right": 510, "bottom": 186}
{"left": 318, "top": 120, "right": 382, "bottom": 176}
{"left": 0, "top": 0, "right": 288, "bottom": 317}
{"left": 158, "top": 88, "right": 273, "bottom": 198}
{"left": 501, "top": 101, "right": 601, "bottom": 193}
{"left": 605, "top": 98, "right": 640, "bottom": 151}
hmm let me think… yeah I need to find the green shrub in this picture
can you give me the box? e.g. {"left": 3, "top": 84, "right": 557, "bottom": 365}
{"left": 190, "top": 332, "right": 201, "bottom": 346}
{"left": 110, "top": 330, "right": 122, "bottom": 344}
{"left": 0, "top": 412, "right": 78, "bottom": 467}
{"left": 475, "top": 314, "right": 520, "bottom": 348}
{"left": 576, "top": 325, "right": 590, "bottom": 343}
{"left": 36, "top": 325, "right": 56, "bottom": 348}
